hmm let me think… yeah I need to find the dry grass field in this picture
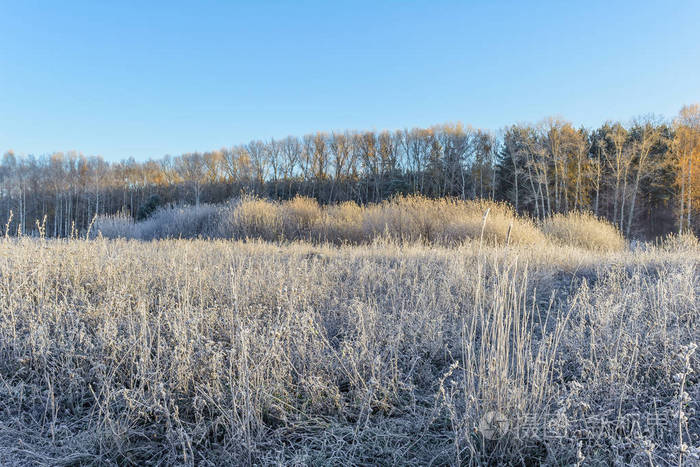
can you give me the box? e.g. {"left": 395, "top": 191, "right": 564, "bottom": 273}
{"left": 0, "top": 203, "right": 698, "bottom": 465}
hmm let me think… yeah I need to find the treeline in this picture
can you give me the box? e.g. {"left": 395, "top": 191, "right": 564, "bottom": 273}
{"left": 2, "top": 105, "right": 699, "bottom": 239}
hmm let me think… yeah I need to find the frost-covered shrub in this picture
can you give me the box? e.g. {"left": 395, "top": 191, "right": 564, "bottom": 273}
{"left": 94, "top": 204, "right": 218, "bottom": 240}
{"left": 136, "top": 204, "right": 218, "bottom": 239}
{"left": 92, "top": 211, "right": 137, "bottom": 239}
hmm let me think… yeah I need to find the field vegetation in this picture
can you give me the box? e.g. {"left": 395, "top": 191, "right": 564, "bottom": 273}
{"left": 0, "top": 200, "right": 698, "bottom": 464}
{"left": 94, "top": 195, "right": 625, "bottom": 253}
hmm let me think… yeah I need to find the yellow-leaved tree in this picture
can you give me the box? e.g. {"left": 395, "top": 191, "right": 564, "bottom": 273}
{"left": 673, "top": 104, "right": 700, "bottom": 232}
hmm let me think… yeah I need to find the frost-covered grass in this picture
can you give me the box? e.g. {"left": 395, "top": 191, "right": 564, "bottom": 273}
{"left": 0, "top": 235, "right": 697, "bottom": 465}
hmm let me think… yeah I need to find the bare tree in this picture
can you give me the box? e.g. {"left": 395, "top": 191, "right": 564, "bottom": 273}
{"left": 673, "top": 105, "right": 700, "bottom": 231}
{"left": 625, "top": 116, "right": 662, "bottom": 236}
{"left": 572, "top": 128, "right": 591, "bottom": 211}
{"left": 605, "top": 122, "right": 630, "bottom": 229}
{"left": 175, "top": 152, "right": 207, "bottom": 207}
{"left": 281, "top": 136, "right": 301, "bottom": 180}
{"left": 246, "top": 140, "right": 268, "bottom": 187}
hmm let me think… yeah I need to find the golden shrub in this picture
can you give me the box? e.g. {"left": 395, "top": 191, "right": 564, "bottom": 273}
{"left": 541, "top": 211, "right": 626, "bottom": 252}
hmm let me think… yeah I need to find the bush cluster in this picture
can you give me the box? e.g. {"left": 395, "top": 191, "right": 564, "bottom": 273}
{"left": 95, "top": 195, "right": 628, "bottom": 251}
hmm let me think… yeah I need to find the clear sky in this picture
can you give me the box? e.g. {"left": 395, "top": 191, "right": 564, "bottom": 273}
{"left": 1, "top": 1, "right": 699, "bottom": 161}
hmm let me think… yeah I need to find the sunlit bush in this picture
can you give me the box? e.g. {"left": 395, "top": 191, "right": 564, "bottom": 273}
{"left": 541, "top": 211, "right": 626, "bottom": 252}
{"left": 226, "top": 196, "right": 282, "bottom": 241}
{"left": 281, "top": 196, "right": 323, "bottom": 238}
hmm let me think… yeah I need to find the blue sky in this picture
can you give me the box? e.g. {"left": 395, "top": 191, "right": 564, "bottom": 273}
{"left": 1, "top": 0, "right": 699, "bottom": 161}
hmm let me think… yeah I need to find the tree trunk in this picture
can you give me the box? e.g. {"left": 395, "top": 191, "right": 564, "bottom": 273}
{"left": 687, "top": 155, "right": 693, "bottom": 230}
{"left": 679, "top": 174, "right": 685, "bottom": 233}
{"left": 626, "top": 166, "right": 643, "bottom": 237}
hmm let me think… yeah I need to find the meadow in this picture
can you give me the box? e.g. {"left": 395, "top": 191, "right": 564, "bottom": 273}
{"left": 0, "top": 198, "right": 698, "bottom": 465}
